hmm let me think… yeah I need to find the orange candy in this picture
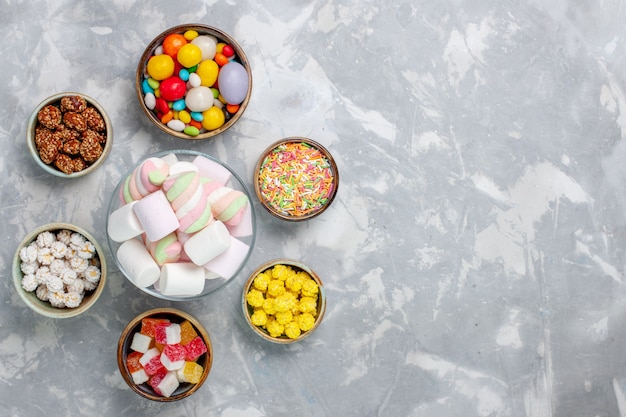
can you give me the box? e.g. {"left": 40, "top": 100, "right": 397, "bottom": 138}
{"left": 189, "top": 119, "right": 202, "bottom": 130}
{"left": 162, "top": 33, "right": 188, "bottom": 58}
{"left": 126, "top": 351, "right": 143, "bottom": 373}
{"left": 226, "top": 103, "right": 240, "bottom": 114}
{"left": 180, "top": 320, "right": 199, "bottom": 346}
{"left": 160, "top": 110, "right": 174, "bottom": 124}
{"left": 140, "top": 318, "right": 170, "bottom": 338}
{"left": 214, "top": 52, "right": 229, "bottom": 67}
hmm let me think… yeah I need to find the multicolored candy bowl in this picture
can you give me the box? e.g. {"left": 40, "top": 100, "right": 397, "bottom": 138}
{"left": 136, "top": 24, "right": 252, "bottom": 140}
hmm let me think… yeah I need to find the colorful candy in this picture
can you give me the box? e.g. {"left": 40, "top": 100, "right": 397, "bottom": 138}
{"left": 141, "top": 30, "right": 249, "bottom": 137}
{"left": 127, "top": 318, "right": 208, "bottom": 397}
{"left": 257, "top": 142, "right": 336, "bottom": 217}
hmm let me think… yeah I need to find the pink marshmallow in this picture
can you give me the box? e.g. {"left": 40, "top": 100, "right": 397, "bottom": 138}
{"left": 204, "top": 236, "right": 250, "bottom": 280}
{"left": 192, "top": 155, "right": 232, "bottom": 186}
{"left": 225, "top": 203, "right": 253, "bottom": 237}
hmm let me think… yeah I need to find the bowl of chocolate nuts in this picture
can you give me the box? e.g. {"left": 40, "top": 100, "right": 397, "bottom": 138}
{"left": 27, "top": 92, "right": 113, "bottom": 178}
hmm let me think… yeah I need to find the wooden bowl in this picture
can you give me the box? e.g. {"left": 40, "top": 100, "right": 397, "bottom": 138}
{"left": 12, "top": 223, "right": 107, "bottom": 318}
{"left": 253, "top": 137, "right": 339, "bottom": 221}
{"left": 117, "top": 308, "right": 213, "bottom": 401}
{"left": 136, "top": 24, "right": 252, "bottom": 140}
{"left": 27, "top": 92, "right": 113, "bottom": 178}
{"left": 242, "top": 259, "right": 326, "bottom": 344}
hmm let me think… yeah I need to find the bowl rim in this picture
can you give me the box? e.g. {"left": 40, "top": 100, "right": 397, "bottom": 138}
{"left": 136, "top": 23, "right": 252, "bottom": 140}
{"left": 116, "top": 307, "right": 213, "bottom": 401}
{"left": 106, "top": 149, "right": 257, "bottom": 301}
{"left": 253, "top": 137, "right": 339, "bottom": 222}
{"left": 12, "top": 222, "right": 107, "bottom": 318}
{"left": 26, "top": 92, "right": 113, "bottom": 178}
{"left": 242, "top": 258, "right": 327, "bottom": 344}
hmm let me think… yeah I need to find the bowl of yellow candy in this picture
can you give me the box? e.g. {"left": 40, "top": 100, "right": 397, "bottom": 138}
{"left": 242, "top": 259, "right": 326, "bottom": 344}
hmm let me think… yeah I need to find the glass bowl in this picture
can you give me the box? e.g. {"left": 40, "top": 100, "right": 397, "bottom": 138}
{"left": 106, "top": 150, "right": 256, "bottom": 300}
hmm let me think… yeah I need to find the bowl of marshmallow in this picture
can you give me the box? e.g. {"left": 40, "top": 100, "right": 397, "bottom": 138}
{"left": 106, "top": 150, "right": 256, "bottom": 300}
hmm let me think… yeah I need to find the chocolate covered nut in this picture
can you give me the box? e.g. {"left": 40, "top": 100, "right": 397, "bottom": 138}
{"left": 63, "top": 112, "right": 87, "bottom": 132}
{"left": 60, "top": 95, "right": 87, "bottom": 113}
{"left": 37, "top": 105, "right": 62, "bottom": 130}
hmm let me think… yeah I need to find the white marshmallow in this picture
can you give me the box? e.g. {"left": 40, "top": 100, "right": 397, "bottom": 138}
{"left": 159, "top": 262, "right": 206, "bottom": 297}
{"left": 192, "top": 155, "right": 232, "bottom": 186}
{"left": 116, "top": 239, "right": 160, "bottom": 288}
{"left": 183, "top": 220, "right": 231, "bottom": 265}
{"left": 204, "top": 236, "right": 249, "bottom": 280}
{"left": 107, "top": 201, "right": 144, "bottom": 242}
{"left": 130, "top": 332, "right": 152, "bottom": 353}
{"left": 168, "top": 161, "right": 199, "bottom": 176}
{"left": 132, "top": 190, "right": 179, "bottom": 242}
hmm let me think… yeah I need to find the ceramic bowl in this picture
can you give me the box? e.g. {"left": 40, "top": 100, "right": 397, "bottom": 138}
{"left": 253, "top": 137, "right": 339, "bottom": 221}
{"left": 106, "top": 149, "right": 256, "bottom": 301}
{"left": 117, "top": 308, "right": 212, "bottom": 401}
{"left": 242, "top": 259, "right": 326, "bottom": 344}
{"left": 12, "top": 223, "right": 107, "bottom": 318}
{"left": 136, "top": 23, "right": 252, "bottom": 140}
{"left": 27, "top": 92, "right": 113, "bottom": 178}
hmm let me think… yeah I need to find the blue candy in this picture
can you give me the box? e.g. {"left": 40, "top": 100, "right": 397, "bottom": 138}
{"left": 172, "top": 99, "right": 186, "bottom": 112}
{"left": 141, "top": 78, "right": 154, "bottom": 95}
{"left": 190, "top": 111, "right": 204, "bottom": 122}
{"left": 179, "top": 68, "right": 190, "bottom": 82}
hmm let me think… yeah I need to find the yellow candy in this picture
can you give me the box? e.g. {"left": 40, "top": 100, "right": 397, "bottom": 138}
{"left": 266, "top": 318, "right": 284, "bottom": 338}
{"left": 275, "top": 310, "right": 293, "bottom": 325}
{"left": 184, "top": 30, "right": 199, "bottom": 41}
{"left": 285, "top": 321, "right": 302, "bottom": 339}
{"left": 285, "top": 273, "right": 302, "bottom": 292}
{"left": 267, "top": 279, "right": 286, "bottom": 297}
{"left": 147, "top": 54, "right": 175, "bottom": 81}
{"left": 250, "top": 309, "right": 268, "bottom": 327}
{"left": 301, "top": 279, "right": 319, "bottom": 297}
{"left": 177, "top": 43, "right": 203, "bottom": 68}
{"left": 298, "top": 313, "right": 316, "bottom": 331}
{"left": 178, "top": 361, "right": 203, "bottom": 384}
{"left": 246, "top": 288, "right": 264, "bottom": 308}
{"left": 253, "top": 272, "right": 269, "bottom": 292}
{"left": 178, "top": 110, "right": 192, "bottom": 124}
{"left": 298, "top": 296, "right": 317, "bottom": 314}
{"left": 201, "top": 106, "right": 225, "bottom": 131}
{"left": 195, "top": 59, "right": 219, "bottom": 87}
{"left": 262, "top": 297, "right": 277, "bottom": 315}
{"left": 216, "top": 42, "right": 225, "bottom": 54}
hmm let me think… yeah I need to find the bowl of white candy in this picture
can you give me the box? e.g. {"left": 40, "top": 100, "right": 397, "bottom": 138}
{"left": 106, "top": 150, "right": 256, "bottom": 301}
{"left": 12, "top": 223, "right": 107, "bottom": 318}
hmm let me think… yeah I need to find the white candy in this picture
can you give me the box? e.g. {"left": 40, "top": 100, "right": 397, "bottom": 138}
{"left": 160, "top": 351, "right": 185, "bottom": 371}
{"left": 116, "top": 239, "right": 160, "bottom": 288}
{"left": 130, "top": 332, "right": 152, "bottom": 353}
{"left": 107, "top": 201, "right": 144, "bottom": 242}
{"left": 167, "top": 119, "right": 186, "bottom": 132}
{"left": 188, "top": 72, "right": 201, "bottom": 88}
{"left": 131, "top": 368, "right": 149, "bottom": 385}
{"left": 191, "top": 35, "right": 217, "bottom": 61}
{"left": 139, "top": 347, "right": 160, "bottom": 367}
{"left": 159, "top": 262, "right": 206, "bottom": 297}
{"left": 183, "top": 220, "right": 231, "bottom": 265}
{"left": 144, "top": 92, "right": 156, "bottom": 110}
{"left": 185, "top": 86, "right": 213, "bottom": 112}
{"left": 157, "top": 372, "right": 180, "bottom": 397}
{"left": 163, "top": 323, "right": 181, "bottom": 345}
